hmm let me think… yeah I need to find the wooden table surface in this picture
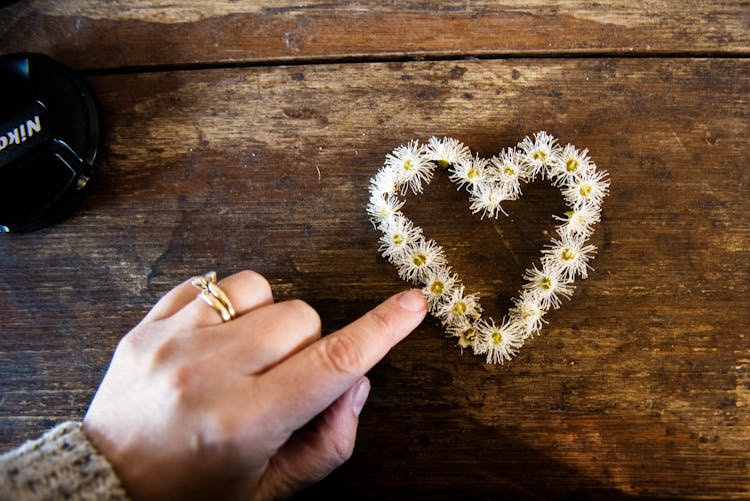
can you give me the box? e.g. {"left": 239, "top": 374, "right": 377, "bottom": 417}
{"left": 1, "top": 2, "right": 748, "bottom": 499}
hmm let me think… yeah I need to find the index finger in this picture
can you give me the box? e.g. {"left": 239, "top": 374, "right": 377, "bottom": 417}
{"left": 258, "top": 289, "right": 427, "bottom": 435}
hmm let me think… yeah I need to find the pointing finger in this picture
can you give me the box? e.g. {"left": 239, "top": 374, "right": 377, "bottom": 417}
{"left": 257, "top": 289, "right": 426, "bottom": 436}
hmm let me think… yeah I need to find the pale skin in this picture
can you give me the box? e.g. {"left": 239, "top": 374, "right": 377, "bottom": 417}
{"left": 81, "top": 270, "right": 427, "bottom": 500}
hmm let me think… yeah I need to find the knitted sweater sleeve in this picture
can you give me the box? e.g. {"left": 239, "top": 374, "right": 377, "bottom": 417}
{"left": 0, "top": 421, "right": 130, "bottom": 500}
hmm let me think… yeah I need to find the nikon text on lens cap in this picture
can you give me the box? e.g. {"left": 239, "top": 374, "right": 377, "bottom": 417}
{"left": 0, "top": 53, "right": 101, "bottom": 232}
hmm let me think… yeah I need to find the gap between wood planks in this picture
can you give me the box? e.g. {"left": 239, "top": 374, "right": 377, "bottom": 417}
{"left": 81, "top": 48, "right": 750, "bottom": 76}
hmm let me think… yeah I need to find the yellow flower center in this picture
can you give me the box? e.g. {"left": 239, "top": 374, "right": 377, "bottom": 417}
{"left": 533, "top": 150, "right": 547, "bottom": 161}
{"left": 492, "top": 331, "right": 503, "bottom": 344}
{"left": 580, "top": 184, "right": 592, "bottom": 196}
{"left": 452, "top": 302, "right": 466, "bottom": 315}
{"left": 430, "top": 281, "right": 444, "bottom": 295}
{"left": 412, "top": 253, "right": 427, "bottom": 267}
{"left": 561, "top": 247, "right": 575, "bottom": 261}
{"left": 392, "top": 233, "right": 404, "bottom": 245}
{"left": 403, "top": 159, "right": 413, "bottom": 171}
{"left": 464, "top": 328, "right": 476, "bottom": 342}
{"left": 503, "top": 166, "right": 516, "bottom": 176}
{"left": 566, "top": 159, "right": 579, "bottom": 172}
{"left": 467, "top": 168, "right": 479, "bottom": 179}
{"left": 437, "top": 159, "right": 450, "bottom": 169}
{"left": 541, "top": 277, "right": 553, "bottom": 290}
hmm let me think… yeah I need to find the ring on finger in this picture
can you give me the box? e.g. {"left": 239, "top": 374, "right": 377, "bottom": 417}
{"left": 191, "top": 271, "right": 237, "bottom": 322}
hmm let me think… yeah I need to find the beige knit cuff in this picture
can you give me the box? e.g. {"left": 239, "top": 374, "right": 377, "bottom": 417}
{"left": 0, "top": 421, "right": 129, "bottom": 500}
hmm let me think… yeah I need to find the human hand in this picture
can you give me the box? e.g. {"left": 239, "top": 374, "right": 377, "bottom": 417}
{"left": 81, "top": 270, "right": 427, "bottom": 500}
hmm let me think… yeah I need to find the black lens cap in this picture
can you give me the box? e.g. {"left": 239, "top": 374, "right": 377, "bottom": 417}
{"left": 0, "top": 53, "right": 101, "bottom": 233}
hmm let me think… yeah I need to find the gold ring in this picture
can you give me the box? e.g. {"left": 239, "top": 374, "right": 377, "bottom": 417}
{"left": 191, "top": 272, "right": 237, "bottom": 322}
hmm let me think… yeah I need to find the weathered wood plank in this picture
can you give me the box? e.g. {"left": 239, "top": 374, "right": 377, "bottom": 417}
{"left": 1, "top": 58, "right": 748, "bottom": 498}
{"left": 0, "top": 1, "right": 748, "bottom": 70}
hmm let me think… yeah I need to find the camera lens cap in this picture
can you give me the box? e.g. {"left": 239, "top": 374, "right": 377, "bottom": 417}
{"left": 0, "top": 53, "right": 101, "bottom": 233}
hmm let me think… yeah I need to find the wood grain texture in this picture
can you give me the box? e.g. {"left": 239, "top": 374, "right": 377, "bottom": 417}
{"left": 0, "top": 0, "right": 748, "bottom": 70}
{"left": 1, "top": 56, "right": 748, "bottom": 499}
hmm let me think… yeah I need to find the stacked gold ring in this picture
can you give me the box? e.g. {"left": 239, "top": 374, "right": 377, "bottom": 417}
{"left": 191, "top": 271, "right": 237, "bottom": 322}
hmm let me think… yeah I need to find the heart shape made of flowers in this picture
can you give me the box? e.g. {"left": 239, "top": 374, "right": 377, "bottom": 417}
{"left": 367, "top": 132, "right": 609, "bottom": 364}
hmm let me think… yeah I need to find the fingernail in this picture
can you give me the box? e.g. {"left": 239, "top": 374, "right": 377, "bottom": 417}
{"left": 352, "top": 378, "right": 371, "bottom": 417}
{"left": 397, "top": 289, "right": 427, "bottom": 312}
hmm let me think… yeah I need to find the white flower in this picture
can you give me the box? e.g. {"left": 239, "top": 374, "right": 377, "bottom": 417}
{"left": 425, "top": 137, "right": 472, "bottom": 168}
{"left": 369, "top": 167, "right": 399, "bottom": 197}
{"left": 366, "top": 192, "right": 403, "bottom": 227}
{"left": 509, "top": 291, "right": 547, "bottom": 338}
{"left": 447, "top": 319, "right": 480, "bottom": 351}
{"left": 554, "top": 203, "right": 601, "bottom": 237}
{"left": 385, "top": 140, "right": 434, "bottom": 194}
{"left": 518, "top": 131, "right": 560, "bottom": 179}
{"left": 475, "top": 318, "right": 524, "bottom": 364}
{"left": 489, "top": 149, "right": 525, "bottom": 199}
{"left": 435, "top": 285, "right": 482, "bottom": 326}
{"left": 448, "top": 155, "right": 489, "bottom": 191}
{"left": 549, "top": 144, "right": 593, "bottom": 186}
{"left": 422, "top": 266, "right": 459, "bottom": 309}
{"left": 542, "top": 229, "right": 597, "bottom": 280}
{"left": 395, "top": 238, "right": 446, "bottom": 284}
{"left": 522, "top": 262, "right": 575, "bottom": 310}
{"left": 563, "top": 168, "right": 610, "bottom": 208}
{"left": 378, "top": 215, "right": 422, "bottom": 262}
{"left": 469, "top": 182, "right": 509, "bottom": 219}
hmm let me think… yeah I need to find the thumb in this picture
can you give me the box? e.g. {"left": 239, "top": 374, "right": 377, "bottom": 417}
{"left": 252, "top": 377, "right": 371, "bottom": 501}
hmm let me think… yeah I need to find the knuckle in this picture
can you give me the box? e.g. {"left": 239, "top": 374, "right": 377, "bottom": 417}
{"left": 327, "top": 429, "right": 355, "bottom": 464}
{"left": 117, "top": 325, "right": 147, "bottom": 353}
{"left": 168, "top": 362, "right": 203, "bottom": 407}
{"left": 237, "top": 270, "right": 273, "bottom": 297}
{"left": 171, "top": 363, "right": 195, "bottom": 389}
{"left": 318, "top": 334, "right": 363, "bottom": 376}
{"left": 363, "top": 306, "right": 397, "bottom": 340}
{"left": 284, "top": 299, "right": 322, "bottom": 330}
{"left": 150, "top": 336, "right": 182, "bottom": 365}
{"left": 115, "top": 332, "right": 136, "bottom": 355}
{"left": 115, "top": 326, "right": 155, "bottom": 362}
{"left": 117, "top": 322, "right": 180, "bottom": 362}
